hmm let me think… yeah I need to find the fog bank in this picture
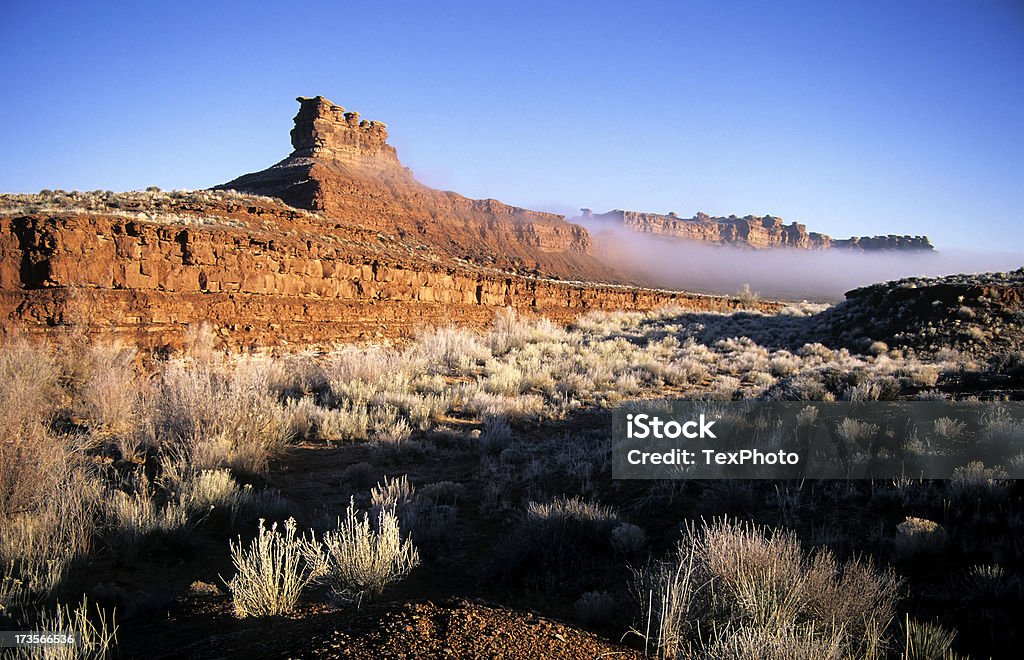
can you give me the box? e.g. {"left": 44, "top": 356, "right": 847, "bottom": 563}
{"left": 579, "top": 219, "right": 1024, "bottom": 302}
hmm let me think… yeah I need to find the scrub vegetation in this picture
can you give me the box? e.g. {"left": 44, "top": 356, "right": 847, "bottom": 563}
{"left": 1, "top": 304, "right": 1020, "bottom": 658}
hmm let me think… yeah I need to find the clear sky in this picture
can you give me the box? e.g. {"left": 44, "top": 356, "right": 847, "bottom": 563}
{"left": 1, "top": 1, "right": 1021, "bottom": 251}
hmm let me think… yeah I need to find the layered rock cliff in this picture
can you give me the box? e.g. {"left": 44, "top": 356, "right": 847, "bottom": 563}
{"left": 577, "top": 209, "right": 933, "bottom": 251}
{"left": 216, "top": 96, "right": 603, "bottom": 280}
{"left": 0, "top": 190, "right": 774, "bottom": 349}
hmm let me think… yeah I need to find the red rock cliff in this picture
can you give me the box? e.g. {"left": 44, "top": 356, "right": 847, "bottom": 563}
{"left": 217, "top": 96, "right": 604, "bottom": 280}
{"left": 0, "top": 190, "right": 777, "bottom": 350}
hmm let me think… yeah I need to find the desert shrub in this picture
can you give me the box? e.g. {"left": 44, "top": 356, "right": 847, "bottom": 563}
{"left": 478, "top": 415, "right": 512, "bottom": 454}
{"left": 77, "top": 343, "right": 141, "bottom": 438}
{"left": 574, "top": 590, "right": 618, "bottom": 626}
{"left": 611, "top": 522, "right": 648, "bottom": 556}
{"left": 487, "top": 306, "right": 544, "bottom": 356}
{"left": 904, "top": 364, "right": 940, "bottom": 388}
{"left": 283, "top": 395, "right": 319, "bottom": 441}
{"left": 979, "top": 411, "right": 1024, "bottom": 460}
{"left": 324, "top": 346, "right": 391, "bottom": 398}
{"left": 0, "top": 336, "right": 100, "bottom": 617}
{"left": 894, "top": 517, "right": 947, "bottom": 560}
{"left": 20, "top": 597, "right": 117, "bottom": 660}
{"left": 226, "top": 518, "right": 315, "bottom": 617}
{"left": 0, "top": 338, "right": 61, "bottom": 437}
{"left": 0, "top": 341, "right": 78, "bottom": 557}
{"left": 836, "top": 418, "right": 879, "bottom": 445}
{"left": 175, "top": 468, "right": 249, "bottom": 521}
{"left": 705, "top": 624, "right": 844, "bottom": 660}
{"left": 709, "top": 375, "right": 741, "bottom": 400}
{"left": 157, "top": 360, "right": 293, "bottom": 473}
{"left": 418, "top": 481, "right": 465, "bottom": 505}
{"left": 630, "top": 547, "right": 700, "bottom": 659}
{"left": 902, "top": 617, "right": 960, "bottom": 660}
{"left": 933, "top": 417, "right": 966, "bottom": 440}
{"left": 340, "top": 462, "right": 378, "bottom": 489}
{"left": 303, "top": 500, "right": 419, "bottom": 605}
{"left": 412, "top": 326, "right": 491, "bottom": 371}
{"left": 318, "top": 402, "right": 370, "bottom": 442}
{"left": 0, "top": 461, "right": 99, "bottom": 613}
{"left": 498, "top": 496, "right": 620, "bottom": 586}
{"left": 868, "top": 341, "right": 889, "bottom": 356}
{"left": 799, "top": 343, "right": 836, "bottom": 361}
{"left": 459, "top": 386, "right": 545, "bottom": 420}
{"left": 783, "top": 371, "right": 831, "bottom": 401}
{"left": 844, "top": 376, "right": 902, "bottom": 402}
{"left": 632, "top": 519, "right": 900, "bottom": 660}
{"left": 663, "top": 357, "right": 710, "bottom": 386}
{"left": 949, "top": 461, "right": 1009, "bottom": 501}
{"left": 101, "top": 482, "right": 190, "bottom": 563}
{"left": 482, "top": 360, "right": 525, "bottom": 396}
{"left": 769, "top": 352, "right": 802, "bottom": 377}
{"left": 370, "top": 475, "right": 416, "bottom": 509}
{"left": 962, "top": 564, "right": 1016, "bottom": 601}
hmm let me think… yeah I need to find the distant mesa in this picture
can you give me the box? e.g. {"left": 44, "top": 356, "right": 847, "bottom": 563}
{"left": 573, "top": 209, "right": 934, "bottom": 252}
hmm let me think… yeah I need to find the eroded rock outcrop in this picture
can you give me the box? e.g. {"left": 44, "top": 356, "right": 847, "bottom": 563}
{"left": 217, "top": 96, "right": 602, "bottom": 280}
{"left": 577, "top": 209, "right": 933, "bottom": 251}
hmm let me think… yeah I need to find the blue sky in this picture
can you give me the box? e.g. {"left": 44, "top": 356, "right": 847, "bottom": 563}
{"left": 1, "top": 1, "right": 1021, "bottom": 250}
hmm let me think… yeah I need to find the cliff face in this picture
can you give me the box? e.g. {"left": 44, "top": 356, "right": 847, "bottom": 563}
{"left": 0, "top": 190, "right": 776, "bottom": 349}
{"left": 217, "top": 96, "right": 600, "bottom": 280}
{"left": 579, "top": 209, "right": 933, "bottom": 251}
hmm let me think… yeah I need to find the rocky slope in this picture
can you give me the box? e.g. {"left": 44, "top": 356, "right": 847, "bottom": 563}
{"left": 577, "top": 209, "right": 934, "bottom": 251}
{"left": 0, "top": 190, "right": 772, "bottom": 350}
{"left": 661, "top": 269, "right": 1024, "bottom": 362}
{"left": 814, "top": 268, "right": 1024, "bottom": 356}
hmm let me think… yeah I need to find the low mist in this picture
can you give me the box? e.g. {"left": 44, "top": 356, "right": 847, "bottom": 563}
{"left": 578, "top": 218, "right": 1024, "bottom": 302}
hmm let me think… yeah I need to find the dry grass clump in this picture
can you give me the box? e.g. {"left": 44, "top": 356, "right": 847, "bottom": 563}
{"left": 100, "top": 484, "right": 189, "bottom": 564}
{"left": 370, "top": 475, "right": 416, "bottom": 509}
{"left": 0, "top": 462, "right": 99, "bottom": 614}
{"left": 894, "top": 517, "right": 947, "bottom": 559}
{"left": 902, "top": 617, "right": 962, "bottom": 660}
{"left": 303, "top": 499, "right": 420, "bottom": 605}
{"left": 496, "top": 496, "right": 621, "bottom": 586}
{"left": 632, "top": 519, "right": 900, "bottom": 659}
{"left": 478, "top": 415, "right": 512, "bottom": 454}
{"left": 157, "top": 358, "right": 294, "bottom": 473}
{"left": 0, "top": 333, "right": 293, "bottom": 636}
{"left": 20, "top": 597, "right": 118, "bottom": 660}
{"left": 0, "top": 340, "right": 102, "bottom": 614}
{"left": 411, "top": 326, "right": 492, "bottom": 370}
{"left": 226, "top": 518, "right": 315, "bottom": 617}
{"left": 77, "top": 343, "right": 143, "bottom": 440}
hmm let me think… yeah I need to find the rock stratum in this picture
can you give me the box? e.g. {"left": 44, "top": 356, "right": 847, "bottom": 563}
{"left": 0, "top": 194, "right": 763, "bottom": 351}
{"left": 576, "top": 209, "right": 933, "bottom": 251}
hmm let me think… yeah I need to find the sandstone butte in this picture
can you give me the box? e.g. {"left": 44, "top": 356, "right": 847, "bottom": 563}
{"left": 0, "top": 96, "right": 789, "bottom": 350}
